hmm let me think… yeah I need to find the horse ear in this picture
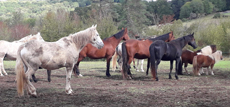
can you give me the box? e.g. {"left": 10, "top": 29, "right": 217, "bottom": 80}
{"left": 94, "top": 24, "right": 97, "bottom": 28}
{"left": 192, "top": 32, "right": 194, "bottom": 36}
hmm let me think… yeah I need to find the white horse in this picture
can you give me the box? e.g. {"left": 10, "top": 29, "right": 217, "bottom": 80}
{"left": 16, "top": 25, "right": 104, "bottom": 97}
{"left": 0, "top": 32, "right": 44, "bottom": 76}
{"left": 112, "top": 43, "right": 144, "bottom": 72}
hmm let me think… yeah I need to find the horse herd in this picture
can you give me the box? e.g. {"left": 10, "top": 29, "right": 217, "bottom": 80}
{"left": 0, "top": 25, "right": 223, "bottom": 98}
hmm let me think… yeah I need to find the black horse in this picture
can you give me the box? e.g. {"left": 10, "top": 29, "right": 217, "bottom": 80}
{"left": 149, "top": 33, "right": 197, "bottom": 81}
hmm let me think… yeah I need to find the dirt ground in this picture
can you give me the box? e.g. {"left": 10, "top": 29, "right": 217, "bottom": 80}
{"left": 1, "top": 67, "right": 230, "bottom": 107}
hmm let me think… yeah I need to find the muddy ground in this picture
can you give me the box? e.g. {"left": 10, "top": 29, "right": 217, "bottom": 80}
{"left": 0, "top": 66, "right": 230, "bottom": 107}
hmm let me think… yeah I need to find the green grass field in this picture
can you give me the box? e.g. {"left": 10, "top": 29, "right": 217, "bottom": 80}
{"left": 4, "top": 59, "right": 230, "bottom": 71}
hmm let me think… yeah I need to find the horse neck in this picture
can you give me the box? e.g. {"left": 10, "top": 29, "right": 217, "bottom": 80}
{"left": 106, "top": 36, "right": 123, "bottom": 48}
{"left": 170, "top": 38, "right": 187, "bottom": 49}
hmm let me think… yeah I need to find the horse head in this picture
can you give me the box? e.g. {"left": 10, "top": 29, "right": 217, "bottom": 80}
{"left": 89, "top": 24, "right": 104, "bottom": 49}
{"left": 215, "top": 50, "right": 223, "bottom": 61}
{"left": 166, "top": 31, "right": 175, "bottom": 42}
{"left": 187, "top": 32, "right": 197, "bottom": 49}
{"left": 122, "top": 28, "right": 130, "bottom": 41}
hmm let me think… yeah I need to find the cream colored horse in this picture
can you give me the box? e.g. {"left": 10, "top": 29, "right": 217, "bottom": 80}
{"left": 16, "top": 25, "right": 104, "bottom": 97}
{"left": 0, "top": 32, "right": 44, "bottom": 76}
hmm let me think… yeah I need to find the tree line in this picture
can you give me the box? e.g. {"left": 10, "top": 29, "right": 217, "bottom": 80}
{"left": 0, "top": 0, "right": 230, "bottom": 53}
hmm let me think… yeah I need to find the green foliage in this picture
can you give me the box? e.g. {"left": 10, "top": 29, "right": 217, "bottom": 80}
{"left": 203, "top": 0, "right": 214, "bottom": 14}
{"left": 41, "top": 10, "right": 80, "bottom": 42}
{"left": 180, "top": 2, "right": 192, "bottom": 19}
{"left": 190, "top": 0, "right": 204, "bottom": 14}
{"left": 213, "top": 13, "right": 221, "bottom": 18}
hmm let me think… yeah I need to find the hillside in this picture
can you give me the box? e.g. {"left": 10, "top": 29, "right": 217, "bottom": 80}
{"left": 0, "top": 0, "right": 79, "bottom": 19}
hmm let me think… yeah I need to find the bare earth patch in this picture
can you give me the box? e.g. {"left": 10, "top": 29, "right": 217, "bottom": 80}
{"left": 0, "top": 67, "right": 230, "bottom": 107}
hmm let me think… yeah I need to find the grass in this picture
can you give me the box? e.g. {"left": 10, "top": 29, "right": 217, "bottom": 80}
{"left": 4, "top": 59, "right": 230, "bottom": 71}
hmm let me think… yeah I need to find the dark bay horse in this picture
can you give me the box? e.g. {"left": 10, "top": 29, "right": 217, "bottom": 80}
{"left": 121, "top": 32, "right": 175, "bottom": 79}
{"left": 193, "top": 50, "right": 223, "bottom": 76}
{"left": 149, "top": 33, "right": 197, "bottom": 81}
{"left": 178, "top": 45, "right": 217, "bottom": 75}
{"left": 179, "top": 49, "right": 201, "bottom": 74}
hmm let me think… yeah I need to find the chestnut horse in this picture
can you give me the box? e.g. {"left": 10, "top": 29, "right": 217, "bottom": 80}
{"left": 193, "top": 50, "right": 223, "bottom": 76}
{"left": 74, "top": 28, "right": 130, "bottom": 77}
{"left": 149, "top": 33, "right": 197, "bottom": 81}
{"left": 178, "top": 45, "right": 217, "bottom": 75}
{"left": 121, "top": 31, "right": 175, "bottom": 79}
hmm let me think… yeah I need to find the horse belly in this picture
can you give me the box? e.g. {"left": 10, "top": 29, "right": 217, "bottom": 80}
{"left": 134, "top": 54, "right": 148, "bottom": 59}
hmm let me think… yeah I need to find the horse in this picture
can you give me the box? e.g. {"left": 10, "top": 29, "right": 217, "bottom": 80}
{"left": 149, "top": 33, "right": 197, "bottom": 81}
{"left": 71, "top": 28, "right": 130, "bottom": 77}
{"left": 178, "top": 45, "right": 217, "bottom": 75}
{"left": 112, "top": 43, "right": 145, "bottom": 72}
{"left": 31, "top": 28, "right": 130, "bottom": 83}
{"left": 0, "top": 32, "right": 44, "bottom": 76}
{"left": 193, "top": 50, "right": 223, "bottom": 76}
{"left": 179, "top": 49, "right": 201, "bottom": 74}
{"left": 121, "top": 31, "right": 175, "bottom": 79}
{"left": 16, "top": 25, "right": 104, "bottom": 97}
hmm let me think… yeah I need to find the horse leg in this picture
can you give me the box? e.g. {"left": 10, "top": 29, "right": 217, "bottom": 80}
{"left": 169, "top": 60, "right": 173, "bottom": 79}
{"left": 210, "top": 65, "right": 214, "bottom": 75}
{"left": 127, "top": 57, "right": 133, "bottom": 79}
{"left": 0, "top": 54, "right": 6, "bottom": 76}
{"left": 146, "top": 58, "right": 150, "bottom": 75}
{"left": 31, "top": 74, "right": 37, "bottom": 83}
{"left": 140, "top": 59, "right": 144, "bottom": 72}
{"left": 175, "top": 59, "right": 180, "bottom": 80}
{"left": 136, "top": 59, "right": 139, "bottom": 72}
{"left": 184, "top": 63, "right": 189, "bottom": 74}
{"left": 47, "top": 70, "right": 51, "bottom": 82}
{"left": 25, "top": 68, "right": 37, "bottom": 97}
{"left": 133, "top": 59, "right": 137, "bottom": 71}
{"left": 118, "top": 57, "right": 123, "bottom": 72}
{"left": 65, "top": 66, "right": 73, "bottom": 95}
{"left": 74, "top": 62, "right": 82, "bottom": 77}
{"left": 106, "top": 57, "right": 112, "bottom": 77}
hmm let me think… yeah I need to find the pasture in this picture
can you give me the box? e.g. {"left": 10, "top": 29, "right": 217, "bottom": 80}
{"left": 0, "top": 60, "right": 230, "bottom": 107}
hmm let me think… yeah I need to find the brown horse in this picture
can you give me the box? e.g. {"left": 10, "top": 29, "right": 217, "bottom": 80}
{"left": 193, "top": 50, "right": 223, "bottom": 76}
{"left": 121, "top": 31, "right": 175, "bottom": 79}
{"left": 74, "top": 28, "right": 130, "bottom": 77}
{"left": 179, "top": 49, "right": 201, "bottom": 74}
{"left": 178, "top": 45, "right": 217, "bottom": 75}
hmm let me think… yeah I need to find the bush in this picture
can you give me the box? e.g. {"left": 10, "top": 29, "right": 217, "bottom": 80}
{"left": 213, "top": 13, "right": 221, "bottom": 18}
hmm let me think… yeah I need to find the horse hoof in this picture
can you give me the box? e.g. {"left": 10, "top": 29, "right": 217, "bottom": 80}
{"left": 155, "top": 77, "right": 158, "bottom": 81}
{"left": 175, "top": 76, "right": 178, "bottom": 80}
{"left": 169, "top": 76, "right": 172, "bottom": 79}
{"left": 106, "top": 73, "right": 111, "bottom": 77}
{"left": 28, "top": 91, "right": 37, "bottom": 98}
{"left": 66, "top": 89, "right": 73, "bottom": 95}
{"left": 78, "top": 74, "right": 83, "bottom": 77}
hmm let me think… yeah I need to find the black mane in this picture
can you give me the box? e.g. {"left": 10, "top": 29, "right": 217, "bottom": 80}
{"left": 148, "top": 32, "right": 170, "bottom": 42}
{"left": 103, "top": 29, "right": 125, "bottom": 40}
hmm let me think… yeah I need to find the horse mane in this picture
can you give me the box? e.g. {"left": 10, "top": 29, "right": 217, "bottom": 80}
{"left": 103, "top": 28, "right": 126, "bottom": 41}
{"left": 209, "top": 50, "right": 222, "bottom": 63}
{"left": 70, "top": 27, "right": 93, "bottom": 48}
{"left": 148, "top": 32, "right": 170, "bottom": 42}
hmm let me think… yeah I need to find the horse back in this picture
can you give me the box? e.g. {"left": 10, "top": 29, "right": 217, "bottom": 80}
{"left": 196, "top": 55, "right": 215, "bottom": 67}
{"left": 181, "top": 49, "right": 197, "bottom": 64}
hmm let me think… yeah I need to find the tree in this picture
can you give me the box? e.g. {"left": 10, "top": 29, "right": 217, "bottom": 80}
{"left": 203, "top": 0, "right": 214, "bottom": 14}
{"left": 190, "top": 0, "right": 204, "bottom": 14}
{"left": 171, "top": 0, "right": 191, "bottom": 19}
{"left": 179, "top": 2, "right": 192, "bottom": 19}
{"left": 209, "top": 0, "right": 226, "bottom": 11}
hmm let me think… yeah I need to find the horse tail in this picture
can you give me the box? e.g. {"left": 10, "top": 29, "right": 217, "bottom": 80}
{"left": 122, "top": 42, "right": 128, "bottom": 79}
{"left": 178, "top": 57, "right": 183, "bottom": 75}
{"left": 112, "top": 51, "right": 118, "bottom": 71}
{"left": 193, "top": 56, "right": 198, "bottom": 75}
{"left": 149, "top": 45, "right": 158, "bottom": 81}
{"left": 16, "top": 45, "right": 27, "bottom": 97}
